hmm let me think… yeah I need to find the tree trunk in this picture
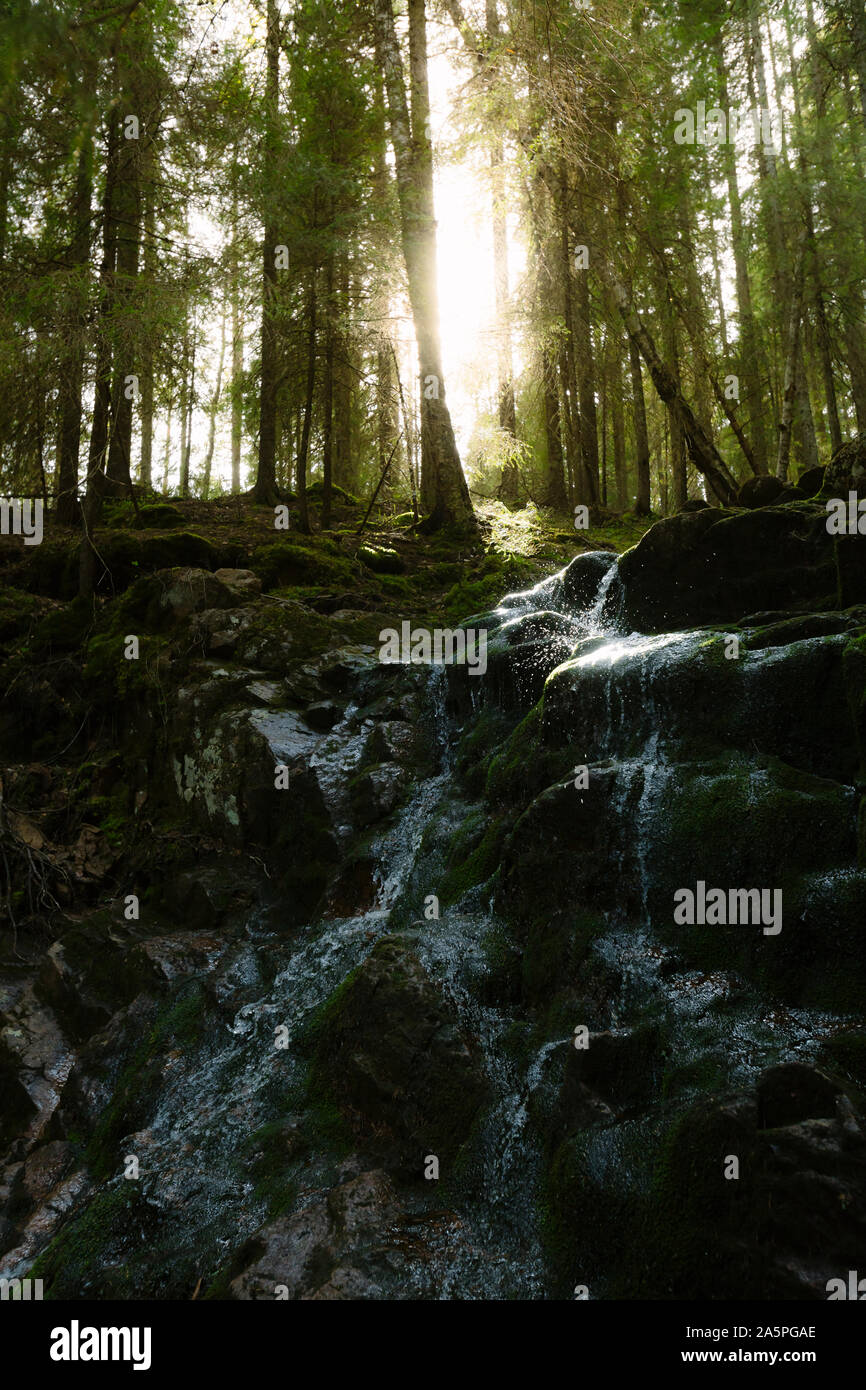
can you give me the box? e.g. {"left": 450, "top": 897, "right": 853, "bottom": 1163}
{"left": 202, "top": 305, "right": 227, "bottom": 498}
{"left": 607, "top": 270, "right": 738, "bottom": 504}
{"left": 542, "top": 347, "right": 567, "bottom": 511}
{"left": 56, "top": 135, "right": 92, "bottom": 524}
{"left": 79, "top": 113, "right": 120, "bottom": 598}
{"left": 296, "top": 270, "right": 316, "bottom": 534}
{"left": 334, "top": 253, "right": 353, "bottom": 491}
{"left": 230, "top": 186, "right": 243, "bottom": 494}
{"left": 321, "top": 254, "right": 335, "bottom": 530}
{"left": 253, "top": 0, "right": 281, "bottom": 505}
{"left": 162, "top": 398, "right": 172, "bottom": 491}
{"left": 611, "top": 342, "right": 627, "bottom": 512}
{"left": 716, "top": 27, "right": 769, "bottom": 473}
{"left": 105, "top": 107, "right": 142, "bottom": 492}
{"left": 138, "top": 144, "right": 156, "bottom": 490}
{"left": 629, "top": 339, "right": 651, "bottom": 514}
{"left": 776, "top": 233, "right": 807, "bottom": 480}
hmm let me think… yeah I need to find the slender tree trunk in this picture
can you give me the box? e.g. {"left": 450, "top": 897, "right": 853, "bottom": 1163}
{"left": 611, "top": 342, "right": 627, "bottom": 512}
{"left": 321, "top": 253, "right": 335, "bottom": 530}
{"left": 571, "top": 188, "right": 600, "bottom": 506}
{"left": 253, "top": 0, "right": 281, "bottom": 505}
{"left": 629, "top": 339, "right": 651, "bottom": 514}
{"left": 202, "top": 305, "right": 227, "bottom": 498}
{"left": 56, "top": 135, "right": 92, "bottom": 524}
{"left": 542, "top": 347, "right": 567, "bottom": 511}
{"left": 716, "top": 28, "right": 768, "bottom": 473}
{"left": 79, "top": 113, "right": 120, "bottom": 598}
{"left": 607, "top": 270, "right": 738, "bottom": 504}
{"left": 138, "top": 145, "right": 156, "bottom": 490}
{"left": 162, "top": 398, "right": 172, "bottom": 491}
{"left": 296, "top": 269, "right": 316, "bottom": 534}
{"left": 230, "top": 185, "right": 243, "bottom": 494}
{"left": 777, "top": 233, "right": 807, "bottom": 479}
{"left": 105, "top": 107, "right": 142, "bottom": 491}
{"left": 334, "top": 255, "right": 353, "bottom": 491}
{"left": 180, "top": 331, "right": 195, "bottom": 498}
{"left": 795, "top": 332, "right": 820, "bottom": 473}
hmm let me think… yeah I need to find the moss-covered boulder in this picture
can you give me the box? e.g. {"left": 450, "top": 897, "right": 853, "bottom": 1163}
{"left": 618, "top": 503, "right": 837, "bottom": 632}
{"left": 358, "top": 544, "right": 405, "bottom": 575}
{"left": 309, "top": 936, "right": 488, "bottom": 1167}
{"left": 135, "top": 503, "right": 186, "bottom": 529}
{"left": 250, "top": 539, "right": 353, "bottom": 591}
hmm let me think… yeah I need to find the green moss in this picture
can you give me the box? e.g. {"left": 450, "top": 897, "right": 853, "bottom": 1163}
{"left": 85, "top": 984, "right": 207, "bottom": 1181}
{"left": 454, "top": 704, "right": 517, "bottom": 796}
{"left": 83, "top": 628, "right": 166, "bottom": 702}
{"left": 439, "top": 811, "right": 506, "bottom": 905}
{"left": 250, "top": 539, "right": 353, "bottom": 591}
{"left": 29, "top": 595, "right": 93, "bottom": 654}
{"left": 29, "top": 1186, "right": 146, "bottom": 1299}
{"left": 135, "top": 503, "right": 186, "bottom": 528}
{"left": 540, "top": 1130, "right": 638, "bottom": 1297}
{"left": 139, "top": 531, "right": 218, "bottom": 571}
{"left": 358, "top": 544, "right": 405, "bottom": 575}
{"left": 443, "top": 555, "right": 536, "bottom": 622}
{"left": 522, "top": 910, "right": 603, "bottom": 1004}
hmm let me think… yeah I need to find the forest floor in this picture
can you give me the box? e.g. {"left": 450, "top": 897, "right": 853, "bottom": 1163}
{"left": 1, "top": 490, "right": 653, "bottom": 632}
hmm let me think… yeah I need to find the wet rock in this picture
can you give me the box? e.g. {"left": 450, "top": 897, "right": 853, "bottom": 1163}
{"left": 35, "top": 919, "right": 153, "bottom": 1041}
{"left": 631, "top": 1079, "right": 866, "bottom": 1299}
{"left": 542, "top": 625, "right": 861, "bottom": 782}
{"left": 349, "top": 762, "right": 409, "bottom": 827}
{"left": 757, "top": 1062, "right": 841, "bottom": 1129}
{"left": 189, "top": 606, "right": 257, "bottom": 656}
{"left": 0, "top": 1037, "right": 38, "bottom": 1152}
{"left": 311, "top": 937, "right": 488, "bottom": 1166}
{"left": 303, "top": 700, "right": 345, "bottom": 731}
{"left": 617, "top": 504, "right": 836, "bottom": 632}
{"left": 20, "top": 1140, "right": 74, "bottom": 1204}
{"left": 561, "top": 1026, "right": 664, "bottom": 1116}
{"left": 228, "top": 1170, "right": 400, "bottom": 1300}
{"left": 477, "top": 609, "right": 579, "bottom": 709}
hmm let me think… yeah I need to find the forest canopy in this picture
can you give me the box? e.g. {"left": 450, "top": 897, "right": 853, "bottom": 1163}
{"left": 1, "top": 0, "right": 865, "bottom": 553}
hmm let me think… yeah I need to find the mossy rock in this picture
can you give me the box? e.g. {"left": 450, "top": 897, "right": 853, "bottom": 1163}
{"left": 29, "top": 596, "right": 94, "bottom": 655}
{"left": 250, "top": 539, "right": 353, "bottom": 591}
{"left": 29, "top": 1185, "right": 157, "bottom": 1298}
{"left": 139, "top": 531, "right": 218, "bottom": 572}
{"left": 618, "top": 503, "right": 837, "bottom": 632}
{"left": 135, "top": 503, "right": 186, "bottom": 529}
{"left": 358, "top": 544, "right": 405, "bottom": 575}
{"left": 308, "top": 935, "right": 488, "bottom": 1166}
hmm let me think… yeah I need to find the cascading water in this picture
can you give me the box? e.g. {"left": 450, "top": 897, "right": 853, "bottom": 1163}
{"left": 5, "top": 546, "right": 863, "bottom": 1302}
